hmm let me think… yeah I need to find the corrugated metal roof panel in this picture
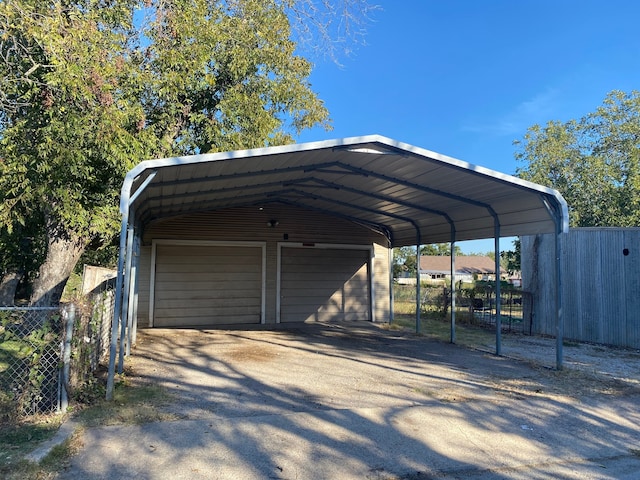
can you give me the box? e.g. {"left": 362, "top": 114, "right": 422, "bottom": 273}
{"left": 123, "top": 135, "right": 568, "bottom": 247}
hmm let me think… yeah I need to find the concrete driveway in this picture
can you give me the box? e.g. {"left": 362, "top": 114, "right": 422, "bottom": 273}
{"left": 58, "top": 322, "right": 640, "bottom": 479}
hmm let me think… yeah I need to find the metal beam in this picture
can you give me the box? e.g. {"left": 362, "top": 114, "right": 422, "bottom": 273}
{"left": 118, "top": 219, "right": 135, "bottom": 373}
{"left": 555, "top": 219, "right": 564, "bottom": 370}
{"left": 335, "top": 162, "right": 494, "bottom": 211}
{"left": 450, "top": 226, "right": 457, "bottom": 344}
{"left": 106, "top": 178, "right": 133, "bottom": 400}
{"left": 291, "top": 177, "right": 456, "bottom": 228}
{"left": 416, "top": 241, "right": 421, "bottom": 334}
{"left": 495, "top": 225, "right": 502, "bottom": 356}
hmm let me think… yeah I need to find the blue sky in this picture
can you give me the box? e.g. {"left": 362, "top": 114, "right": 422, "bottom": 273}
{"left": 294, "top": 0, "right": 640, "bottom": 253}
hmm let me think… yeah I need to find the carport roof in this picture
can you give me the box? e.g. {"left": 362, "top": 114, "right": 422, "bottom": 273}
{"left": 122, "top": 135, "right": 568, "bottom": 246}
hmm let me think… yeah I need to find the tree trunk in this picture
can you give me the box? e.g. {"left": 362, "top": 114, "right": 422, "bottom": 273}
{"left": 0, "top": 269, "right": 23, "bottom": 306}
{"left": 30, "top": 229, "right": 87, "bottom": 306}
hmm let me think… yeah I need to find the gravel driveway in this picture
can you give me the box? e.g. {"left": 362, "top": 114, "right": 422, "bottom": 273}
{"left": 60, "top": 322, "right": 640, "bottom": 479}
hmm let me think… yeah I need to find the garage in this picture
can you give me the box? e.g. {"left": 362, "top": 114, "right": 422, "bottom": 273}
{"left": 107, "top": 135, "right": 569, "bottom": 391}
{"left": 151, "top": 241, "right": 265, "bottom": 327}
{"left": 278, "top": 244, "right": 371, "bottom": 323}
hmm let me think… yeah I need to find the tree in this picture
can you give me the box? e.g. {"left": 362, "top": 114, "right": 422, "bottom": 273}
{"left": 420, "top": 243, "right": 462, "bottom": 257}
{"left": 500, "top": 238, "right": 520, "bottom": 275}
{"left": 0, "top": 219, "right": 45, "bottom": 305}
{"left": 515, "top": 90, "right": 640, "bottom": 228}
{"left": 392, "top": 246, "right": 417, "bottom": 278}
{"left": 393, "top": 243, "right": 465, "bottom": 279}
{"left": 284, "top": 0, "right": 378, "bottom": 62}
{"left": 0, "top": 0, "right": 370, "bottom": 305}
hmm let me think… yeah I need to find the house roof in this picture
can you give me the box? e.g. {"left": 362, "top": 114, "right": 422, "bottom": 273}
{"left": 420, "top": 255, "right": 505, "bottom": 275}
{"left": 121, "top": 135, "right": 568, "bottom": 247}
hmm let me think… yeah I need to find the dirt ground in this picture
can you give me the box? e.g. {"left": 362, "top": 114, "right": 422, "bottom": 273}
{"left": 483, "top": 333, "right": 640, "bottom": 388}
{"left": 129, "top": 322, "right": 640, "bottom": 407}
{"left": 59, "top": 322, "right": 640, "bottom": 479}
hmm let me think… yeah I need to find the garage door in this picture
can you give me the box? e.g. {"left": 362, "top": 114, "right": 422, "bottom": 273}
{"left": 152, "top": 243, "right": 264, "bottom": 327}
{"left": 280, "top": 247, "right": 370, "bottom": 323}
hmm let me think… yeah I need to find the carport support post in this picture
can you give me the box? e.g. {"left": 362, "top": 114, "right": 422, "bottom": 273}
{"left": 415, "top": 242, "right": 421, "bottom": 334}
{"left": 118, "top": 219, "right": 135, "bottom": 373}
{"left": 126, "top": 232, "right": 141, "bottom": 355}
{"left": 389, "top": 246, "right": 395, "bottom": 323}
{"left": 106, "top": 170, "right": 156, "bottom": 401}
{"left": 555, "top": 222, "right": 564, "bottom": 370}
{"left": 131, "top": 232, "right": 141, "bottom": 344}
{"left": 107, "top": 209, "right": 130, "bottom": 400}
{"left": 450, "top": 238, "right": 456, "bottom": 344}
{"left": 494, "top": 228, "right": 502, "bottom": 356}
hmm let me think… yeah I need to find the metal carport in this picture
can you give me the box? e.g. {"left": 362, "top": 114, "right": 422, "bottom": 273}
{"left": 106, "top": 135, "right": 568, "bottom": 398}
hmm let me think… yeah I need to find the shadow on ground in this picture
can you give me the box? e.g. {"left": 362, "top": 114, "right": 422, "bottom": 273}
{"left": 58, "top": 322, "right": 640, "bottom": 480}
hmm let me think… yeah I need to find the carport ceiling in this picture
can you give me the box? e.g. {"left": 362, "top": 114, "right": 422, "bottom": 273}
{"left": 124, "top": 135, "right": 568, "bottom": 246}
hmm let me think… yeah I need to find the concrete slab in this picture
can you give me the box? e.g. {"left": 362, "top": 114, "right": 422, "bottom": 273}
{"left": 54, "top": 323, "right": 640, "bottom": 479}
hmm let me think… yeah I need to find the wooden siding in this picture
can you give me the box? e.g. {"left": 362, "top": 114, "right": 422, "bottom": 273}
{"left": 153, "top": 244, "right": 263, "bottom": 327}
{"left": 138, "top": 204, "right": 391, "bottom": 326}
{"left": 522, "top": 228, "right": 640, "bottom": 348}
{"left": 137, "top": 246, "right": 151, "bottom": 324}
{"left": 280, "top": 247, "right": 370, "bottom": 322}
{"left": 373, "top": 243, "right": 391, "bottom": 322}
{"left": 142, "top": 204, "right": 385, "bottom": 245}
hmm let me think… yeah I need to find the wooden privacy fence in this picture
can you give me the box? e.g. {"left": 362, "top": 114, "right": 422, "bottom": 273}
{"left": 522, "top": 228, "right": 640, "bottom": 349}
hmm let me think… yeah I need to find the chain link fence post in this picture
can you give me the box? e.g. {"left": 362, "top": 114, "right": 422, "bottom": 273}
{"left": 59, "top": 304, "right": 75, "bottom": 412}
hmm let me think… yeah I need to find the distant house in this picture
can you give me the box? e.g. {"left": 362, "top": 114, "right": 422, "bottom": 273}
{"left": 419, "top": 255, "right": 506, "bottom": 284}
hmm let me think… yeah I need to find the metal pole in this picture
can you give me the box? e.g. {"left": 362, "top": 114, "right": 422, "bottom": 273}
{"left": 126, "top": 231, "right": 140, "bottom": 355}
{"left": 555, "top": 223, "right": 564, "bottom": 370}
{"left": 415, "top": 242, "right": 421, "bottom": 334}
{"left": 450, "top": 239, "right": 456, "bottom": 344}
{"left": 126, "top": 261, "right": 136, "bottom": 357}
{"left": 106, "top": 171, "right": 154, "bottom": 400}
{"left": 106, "top": 209, "right": 129, "bottom": 400}
{"left": 60, "top": 303, "right": 75, "bottom": 412}
{"left": 131, "top": 233, "right": 141, "bottom": 346}
{"left": 389, "top": 246, "right": 395, "bottom": 323}
{"left": 118, "top": 220, "right": 135, "bottom": 372}
{"left": 495, "top": 225, "right": 502, "bottom": 356}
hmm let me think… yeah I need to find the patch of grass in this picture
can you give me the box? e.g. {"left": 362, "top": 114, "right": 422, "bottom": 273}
{"left": 0, "top": 427, "right": 82, "bottom": 480}
{"left": 0, "top": 377, "right": 175, "bottom": 479}
{"left": 60, "top": 272, "right": 83, "bottom": 303}
{"left": 0, "top": 415, "right": 64, "bottom": 479}
{"left": 392, "top": 314, "right": 495, "bottom": 348}
{"left": 74, "top": 380, "right": 177, "bottom": 428}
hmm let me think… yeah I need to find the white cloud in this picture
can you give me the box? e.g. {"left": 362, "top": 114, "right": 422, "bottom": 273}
{"left": 463, "top": 88, "right": 560, "bottom": 137}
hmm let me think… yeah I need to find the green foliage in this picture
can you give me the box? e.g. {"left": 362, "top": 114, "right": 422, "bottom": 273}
{"left": 501, "top": 238, "right": 521, "bottom": 274}
{"left": 393, "top": 246, "right": 418, "bottom": 277}
{"left": 0, "top": 0, "right": 332, "bottom": 303}
{"left": 67, "top": 297, "right": 110, "bottom": 402}
{"left": 0, "top": 213, "right": 46, "bottom": 303}
{"left": 75, "top": 382, "right": 174, "bottom": 427}
{"left": 0, "top": 418, "right": 63, "bottom": 478}
{"left": 420, "top": 243, "right": 463, "bottom": 256}
{"left": 515, "top": 90, "right": 640, "bottom": 227}
{"left": 76, "top": 244, "right": 119, "bottom": 273}
{"left": 0, "top": 311, "right": 61, "bottom": 420}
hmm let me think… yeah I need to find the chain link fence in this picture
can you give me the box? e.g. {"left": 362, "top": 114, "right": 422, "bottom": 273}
{"left": 71, "top": 276, "right": 115, "bottom": 401}
{"left": 0, "top": 274, "right": 115, "bottom": 420}
{"left": 0, "top": 307, "right": 64, "bottom": 419}
{"left": 395, "top": 283, "right": 533, "bottom": 334}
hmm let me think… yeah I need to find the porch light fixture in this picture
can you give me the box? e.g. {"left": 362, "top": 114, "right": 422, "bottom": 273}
{"left": 267, "top": 219, "right": 279, "bottom": 227}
